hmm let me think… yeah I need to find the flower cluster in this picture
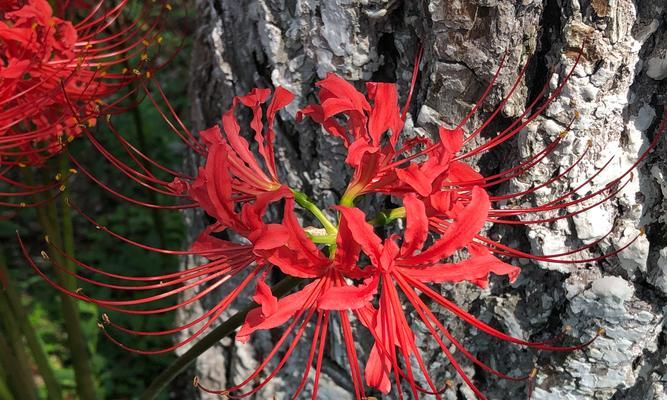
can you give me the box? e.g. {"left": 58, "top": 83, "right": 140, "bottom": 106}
{"left": 22, "top": 44, "right": 666, "bottom": 398}
{"left": 0, "top": 0, "right": 164, "bottom": 167}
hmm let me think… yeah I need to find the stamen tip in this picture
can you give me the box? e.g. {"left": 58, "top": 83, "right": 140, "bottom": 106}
{"left": 102, "top": 313, "right": 111, "bottom": 325}
{"left": 564, "top": 324, "right": 573, "bottom": 333}
{"left": 597, "top": 327, "right": 606, "bottom": 336}
{"left": 529, "top": 368, "right": 538, "bottom": 378}
{"left": 639, "top": 227, "right": 646, "bottom": 236}
{"left": 75, "top": 288, "right": 84, "bottom": 295}
{"left": 192, "top": 376, "right": 199, "bottom": 387}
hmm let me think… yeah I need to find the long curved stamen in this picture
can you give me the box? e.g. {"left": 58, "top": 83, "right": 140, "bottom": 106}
{"left": 67, "top": 155, "right": 197, "bottom": 209}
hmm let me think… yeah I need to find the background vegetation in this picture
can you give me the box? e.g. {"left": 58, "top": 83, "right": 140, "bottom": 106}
{"left": 0, "top": 3, "right": 193, "bottom": 398}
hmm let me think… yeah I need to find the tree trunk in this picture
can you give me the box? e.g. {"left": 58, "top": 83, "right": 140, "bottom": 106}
{"left": 180, "top": 0, "right": 667, "bottom": 398}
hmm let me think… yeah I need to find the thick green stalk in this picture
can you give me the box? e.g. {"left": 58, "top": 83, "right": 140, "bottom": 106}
{"left": 32, "top": 159, "right": 96, "bottom": 400}
{"left": 0, "top": 254, "right": 62, "bottom": 400}
{"left": 56, "top": 155, "right": 97, "bottom": 400}
{"left": 367, "top": 206, "right": 406, "bottom": 226}
{"left": 140, "top": 276, "right": 302, "bottom": 400}
{"left": 308, "top": 233, "right": 338, "bottom": 245}
{"left": 0, "top": 298, "right": 37, "bottom": 400}
{"left": 0, "top": 360, "right": 9, "bottom": 399}
{"left": 292, "top": 190, "right": 337, "bottom": 234}
{"left": 0, "top": 374, "right": 13, "bottom": 400}
{"left": 339, "top": 192, "right": 356, "bottom": 207}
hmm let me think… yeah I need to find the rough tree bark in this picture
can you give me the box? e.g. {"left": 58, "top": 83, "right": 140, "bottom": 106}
{"left": 177, "top": 0, "right": 667, "bottom": 399}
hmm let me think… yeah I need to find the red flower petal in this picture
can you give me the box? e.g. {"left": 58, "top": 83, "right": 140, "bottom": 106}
{"left": 252, "top": 278, "right": 278, "bottom": 318}
{"left": 400, "top": 253, "right": 520, "bottom": 287}
{"left": 448, "top": 161, "right": 484, "bottom": 184}
{"left": 365, "top": 343, "right": 392, "bottom": 394}
{"left": 265, "top": 87, "right": 295, "bottom": 178}
{"left": 428, "top": 190, "right": 455, "bottom": 215}
{"left": 395, "top": 163, "right": 432, "bottom": 197}
{"left": 439, "top": 126, "right": 464, "bottom": 154}
{"left": 336, "top": 206, "right": 383, "bottom": 268}
{"left": 401, "top": 193, "right": 428, "bottom": 256}
{"left": 345, "top": 138, "right": 378, "bottom": 167}
{"left": 316, "top": 73, "right": 371, "bottom": 114}
{"left": 221, "top": 99, "right": 272, "bottom": 183}
{"left": 250, "top": 224, "right": 291, "bottom": 251}
{"left": 334, "top": 209, "right": 362, "bottom": 271}
{"left": 297, "top": 104, "right": 349, "bottom": 146}
{"left": 237, "top": 280, "right": 320, "bottom": 343}
{"left": 317, "top": 274, "right": 379, "bottom": 310}
{"left": 404, "top": 186, "right": 490, "bottom": 265}
{"left": 366, "top": 82, "right": 403, "bottom": 146}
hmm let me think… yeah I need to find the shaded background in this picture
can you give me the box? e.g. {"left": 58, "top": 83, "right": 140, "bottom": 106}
{"left": 0, "top": 4, "right": 192, "bottom": 398}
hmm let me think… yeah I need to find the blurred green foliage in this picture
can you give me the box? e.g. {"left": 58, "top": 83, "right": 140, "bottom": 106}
{"left": 1, "top": 2, "right": 194, "bottom": 399}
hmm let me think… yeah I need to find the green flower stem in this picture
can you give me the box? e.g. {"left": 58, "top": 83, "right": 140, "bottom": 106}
{"left": 56, "top": 155, "right": 97, "bottom": 400}
{"left": 367, "top": 206, "right": 406, "bottom": 226}
{"left": 140, "top": 276, "right": 302, "bottom": 400}
{"left": 0, "top": 372, "right": 13, "bottom": 400}
{"left": 339, "top": 192, "right": 356, "bottom": 207}
{"left": 292, "top": 190, "right": 337, "bottom": 234}
{"left": 0, "top": 293, "right": 37, "bottom": 400}
{"left": 307, "top": 233, "right": 338, "bottom": 245}
{"left": 58, "top": 155, "right": 77, "bottom": 288}
{"left": 0, "top": 252, "right": 63, "bottom": 400}
{"left": 32, "top": 158, "right": 97, "bottom": 400}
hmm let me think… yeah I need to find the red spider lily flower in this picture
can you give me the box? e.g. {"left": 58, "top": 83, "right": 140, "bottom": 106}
{"left": 68, "top": 84, "right": 295, "bottom": 212}
{"left": 297, "top": 72, "right": 482, "bottom": 207}
{"left": 18, "top": 165, "right": 290, "bottom": 357}
{"left": 188, "top": 86, "right": 295, "bottom": 202}
{"left": 18, "top": 86, "right": 299, "bottom": 356}
{"left": 207, "top": 197, "right": 377, "bottom": 399}
{"left": 0, "top": 0, "right": 168, "bottom": 168}
{"left": 299, "top": 51, "right": 660, "bottom": 265}
{"left": 331, "top": 192, "right": 603, "bottom": 400}
{"left": 21, "top": 38, "right": 667, "bottom": 400}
